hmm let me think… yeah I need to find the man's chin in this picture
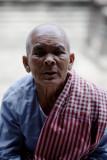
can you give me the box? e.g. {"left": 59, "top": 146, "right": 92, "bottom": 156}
{"left": 41, "top": 78, "right": 66, "bottom": 88}
{"left": 42, "top": 79, "right": 60, "bottom": 86}
{"left": 39, "top": 78, "right": 62, "bottom": 86}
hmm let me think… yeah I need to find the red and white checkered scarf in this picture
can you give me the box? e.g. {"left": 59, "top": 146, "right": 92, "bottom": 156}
{"left": 33, "top": 70, "right": 107, "bottom": 160}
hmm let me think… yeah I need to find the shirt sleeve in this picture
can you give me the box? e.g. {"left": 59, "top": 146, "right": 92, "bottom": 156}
{"left": 87, "top": 129, "right": 107, "bottom": 160}
{"left": 0, "top": 94, "right": 23, "bottom": 160}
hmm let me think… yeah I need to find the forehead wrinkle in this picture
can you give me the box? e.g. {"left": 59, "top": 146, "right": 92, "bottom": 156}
{"left": 32, "top": 34, "right": 61, "bottom": 43}
{"left": 31, "top": 35, "right": 66, "bottom": 49}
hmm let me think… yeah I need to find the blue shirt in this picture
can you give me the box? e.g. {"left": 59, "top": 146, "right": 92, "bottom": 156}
{"left": 0, "top": 74, "right": 107, "bottom": 160}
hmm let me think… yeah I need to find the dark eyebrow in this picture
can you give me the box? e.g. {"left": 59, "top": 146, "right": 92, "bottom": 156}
{"left": 53, "top": 45, "right": 65, "bottom": 51}
{"left": 33, "top": 45, "right": 44, "bottom": 50}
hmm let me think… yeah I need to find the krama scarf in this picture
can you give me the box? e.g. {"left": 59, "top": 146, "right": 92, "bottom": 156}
{"left": 30, "top": 71, "right": 107, "bottom": 159}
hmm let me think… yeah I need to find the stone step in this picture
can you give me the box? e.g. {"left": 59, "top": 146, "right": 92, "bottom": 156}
{"left": 0, "top": 4, "right": 89, "bottom": 50}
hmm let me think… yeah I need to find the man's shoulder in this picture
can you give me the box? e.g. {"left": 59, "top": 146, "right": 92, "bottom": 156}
{"left": 2, "top": 74, "right": 35, "bottom": 102}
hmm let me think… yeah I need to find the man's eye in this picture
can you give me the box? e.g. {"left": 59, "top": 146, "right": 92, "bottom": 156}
{"left": 34, "top": 51, "right": 44, "bottom": 56}
{"left": 35, "top": 51, "right": 40, "bottom": 55}
{"left": 54, "top": 50, "right": 64, "bottom": 55}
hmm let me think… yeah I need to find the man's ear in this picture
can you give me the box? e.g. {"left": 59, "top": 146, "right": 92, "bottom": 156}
{"left": 68, "top": 53, "right": 75, "bottom": 70}
{"left": 22, "top": 56, "right": 30, "bottom": 73}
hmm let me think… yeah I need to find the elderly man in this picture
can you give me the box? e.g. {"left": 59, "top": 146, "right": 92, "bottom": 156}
{"left": 0, "top": 24, "right": 107, "bottom": 160}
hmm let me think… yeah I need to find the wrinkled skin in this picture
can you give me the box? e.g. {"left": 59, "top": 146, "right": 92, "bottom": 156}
{"left": 23, "top": 24, "right": 75, "bottom": 115}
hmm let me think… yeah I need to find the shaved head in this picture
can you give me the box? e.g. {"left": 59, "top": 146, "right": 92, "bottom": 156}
{"left": 26, "top": 24, "right": 70, "bottom": 56}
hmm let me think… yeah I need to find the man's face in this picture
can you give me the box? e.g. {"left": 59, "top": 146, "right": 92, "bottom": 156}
{"left": 25, "top": 28, "right": 73, "bottom": 88}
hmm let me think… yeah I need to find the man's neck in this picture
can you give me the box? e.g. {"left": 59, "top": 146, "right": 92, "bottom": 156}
{"left": 36, "top": 83, "right": 65, "bottom": 116}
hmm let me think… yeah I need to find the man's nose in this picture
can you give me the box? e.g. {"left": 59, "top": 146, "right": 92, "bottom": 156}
{"left": 44, "top": 54, "right": 56, "bottom": 65}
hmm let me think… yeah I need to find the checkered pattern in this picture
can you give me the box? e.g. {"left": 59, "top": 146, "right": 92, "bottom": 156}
{"left": 33, "top": 70, "right": 107, "bottom": 160}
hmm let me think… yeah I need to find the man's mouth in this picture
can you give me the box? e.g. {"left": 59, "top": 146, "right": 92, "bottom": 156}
{"left": 44, "top": 72, "right": 57, "bottom": 75}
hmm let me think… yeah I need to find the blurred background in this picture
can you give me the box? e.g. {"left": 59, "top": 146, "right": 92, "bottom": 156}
{"left": 0, "top": 0, "right": 107, "bottom": 103}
